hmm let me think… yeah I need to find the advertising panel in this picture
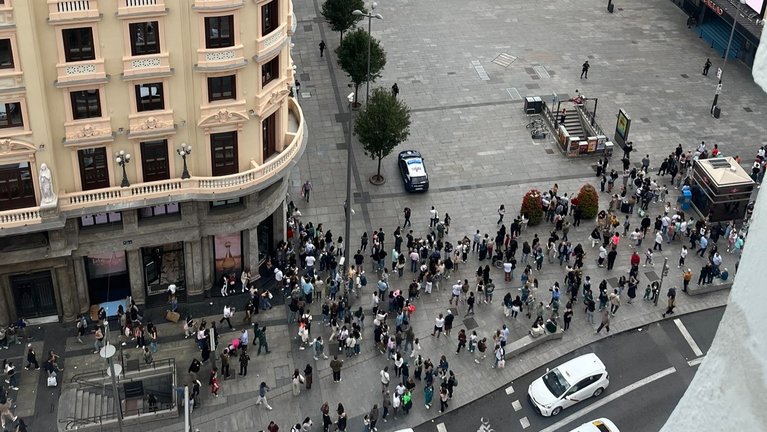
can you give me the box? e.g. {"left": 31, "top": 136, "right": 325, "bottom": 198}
{"left": 614, "top": 108, "right": 631, "bottom": 146}
{"left": 746, "top": 0, "right": 765, "bottom": 16}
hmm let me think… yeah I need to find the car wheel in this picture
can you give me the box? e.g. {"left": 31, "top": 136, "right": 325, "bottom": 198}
{"left": 593, "top": 387, "right": 604, "bottom": 397}
{"left": 551, "top": 407, "right": 562, "bottom": 416}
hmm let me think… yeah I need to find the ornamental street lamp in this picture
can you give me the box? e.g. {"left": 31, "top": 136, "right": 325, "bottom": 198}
{"left": 177, "top": 143, "right": 192, "bottom": 179}
{"left": 352, "top": 4, "right": 383, "bottom": 106}
{"left": 115, "top": 150, "right": 131, "bottom": 188}
{"left": 344, "top": 92, "right": 355, "bottom": 275}
{"left": 711, "top": 0, "right": 747, "bottom": 117}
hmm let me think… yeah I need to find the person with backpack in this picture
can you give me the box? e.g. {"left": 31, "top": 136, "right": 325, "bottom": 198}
{"left": 76, "top": 314, "right": 88, "bottom": 344}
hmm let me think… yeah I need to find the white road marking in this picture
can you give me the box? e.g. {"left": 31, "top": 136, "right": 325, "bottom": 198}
{"left": 688, "top": 356, "right": 705, "bottom": 367}
{"left": 512, "top": 400, "right": 522, "bottom": 411}
{"left": 520, "top": 417, "right": 531, "bottom": 429}
{"left": 537, "top": 366, "right": 677, "bottom": 432}
{"left": 674, "top": 318, "right": 704, "bottom": 357}
{"left": 437, "top": 422, "right": 447, "bottom": 432}
{"left": 505, "top": 385, "right": 515, "bottom": 395}
{"left": 477, "top": 150, "right": 505, "bottom": 156}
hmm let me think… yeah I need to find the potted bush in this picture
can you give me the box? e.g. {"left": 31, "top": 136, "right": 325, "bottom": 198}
{"left": 576, "top": 184, "right": 599, "bottom": 219}
{"left": 521, "top": 189, "right": 544, "bottom": 226}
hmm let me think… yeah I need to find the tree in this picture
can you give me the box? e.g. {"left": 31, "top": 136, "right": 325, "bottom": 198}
{"left": 576, "top": 183, "right": 600, "bottom": 219}
{"left": 355, "top": 87, "right": 411, "bottom": 184}
{"left": 321, "top": 0, "right": 366, "bottom": 43}
{"left": 520, "top": 189, "right": 544, "bottom": 226}
{"left": 335, "top": 28, "right": 386, "bottom": 104}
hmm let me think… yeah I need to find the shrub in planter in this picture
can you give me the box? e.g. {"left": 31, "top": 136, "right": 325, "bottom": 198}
{"left": 521, "top": 189, "right": 544, "bottom": 226}
{"left": 576, "top": 183, "right": 599, "bottom": 219}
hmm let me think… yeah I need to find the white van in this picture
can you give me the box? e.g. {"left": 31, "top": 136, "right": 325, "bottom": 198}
{"left": 527, "top": 353, "right": 609, "bottom": 416}
{"left": 568, "top": 418, "right": 620, "bottom": 432}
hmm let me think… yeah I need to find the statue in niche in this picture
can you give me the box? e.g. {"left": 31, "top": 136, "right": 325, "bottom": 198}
{"left": 39, "top": 163, "right": 56, "bottom": 205}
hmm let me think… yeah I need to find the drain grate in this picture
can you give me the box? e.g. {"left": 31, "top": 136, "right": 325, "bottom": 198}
{"left": 492, "top": 53, "right": 517, "bottom": 68}
{"left": 463, "top": 317, "right": 479, "bottom": 330}
{"left": 526, "top": 83, "right": 541, "bottom": 89}
{"left": 506, "top": 87, "right": 522, "bottom": 100}
{"left": 640, "top": 117, "right": 650, "bottom": 123}
{"left": 533, "top": 65, "right": 550, "bottom": 79}
{"left": 744, "top": 107, "right": 753, "bottom": 112}
{"left": 680, "top": 74, "right": 689, "bottom": 78}
{"left": 471, "top": 60, "right": 490, "bottom": 81}
{"left": 545, "top": 148, "right": 555, "bottom": 154}
{"left": 303, "top": 24, "right": 312, "bottom": 32}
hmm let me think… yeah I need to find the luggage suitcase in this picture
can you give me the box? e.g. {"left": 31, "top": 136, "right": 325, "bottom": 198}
{"left": 620, "top": 201, "right": 631, "bottom": 214}
{"left": 166, "top": 310, "right": 180, "bottom": 323}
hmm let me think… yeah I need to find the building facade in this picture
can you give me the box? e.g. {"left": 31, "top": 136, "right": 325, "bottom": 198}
{"left": 0, "top": 0, "right": 306, "bottom": 324}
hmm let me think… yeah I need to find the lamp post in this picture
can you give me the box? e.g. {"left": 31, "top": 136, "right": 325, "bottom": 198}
{"left": 115, "top": 151, "right": 132, "bottom": 188}
{"left": 99, "top": 343, "right": 124, "bottom": 432}
{"left": 352, "top": 4, "right": 383, "bottom": 106}
{"left": 344, "top": 92, "right": 355, "bottom": 279}
{"left": 176, "top": 143, "right": 192, "bottom": 179}
{"left": 711, "top": 0, "right": 747, "bottom": 116}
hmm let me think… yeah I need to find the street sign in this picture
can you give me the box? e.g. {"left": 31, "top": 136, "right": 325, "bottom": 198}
{"left": 716, "top": 84, "right": 722, "bottom": 94}
{"left": 717, "top": 67, "right": 722, "bottom": 79}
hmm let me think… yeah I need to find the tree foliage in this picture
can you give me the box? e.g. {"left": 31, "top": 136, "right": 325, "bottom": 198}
{"left": 576, "top": 183, "right": 600, "bottom": 219}
{"left": 521, "top": 189, "right": 544, "bottom": 226}
{"left": 335, "top": 28, "right": 386, "bottom": 103}
{"left": 321, "top": 0, "right": 366, "bottom": 42}
{"left": 355, "top": 87, "right": 411, "bottom": 182}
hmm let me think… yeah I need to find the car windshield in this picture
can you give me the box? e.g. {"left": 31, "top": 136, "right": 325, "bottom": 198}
{"left": 542, "top": 368, "right": 570, "bottom": 397}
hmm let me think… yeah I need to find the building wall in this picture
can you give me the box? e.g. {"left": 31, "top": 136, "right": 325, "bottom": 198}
{"left": 0, "top": 0, "right": 305, "bottom": 324}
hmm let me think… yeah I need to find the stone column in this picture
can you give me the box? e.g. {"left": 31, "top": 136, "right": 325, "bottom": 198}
{"left": 73, "top": 257, "right": 91, "bottom": 314}
{"left": 201, "top": 236, "right": 213, "bottom": 294}
{"left": 246, "top": 228, "right": 260, "bottom": 274}
{"left": 56, "top": 264, "right": 79, "bottom": 322}
{"left": 126, "top": 249, "right": 145, "bottom": 305}
{"left": 274, "top": 199, "right": 287, "bottom": 244}
{"left": 0, "top": 276, "right": 10, "bottom": 326}
{"left": 122, "top": 209, "right": 138, "bottom": 234}
{"left": 185, "top": 239, "right": 205, "bottom": 296}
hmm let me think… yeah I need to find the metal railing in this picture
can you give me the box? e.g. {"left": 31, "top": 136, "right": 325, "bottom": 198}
{"left": 70, "top": 358, "right": 175, "bottom": 385}
{"left": 60, "top": 401, "right": 176, "bottom": 431}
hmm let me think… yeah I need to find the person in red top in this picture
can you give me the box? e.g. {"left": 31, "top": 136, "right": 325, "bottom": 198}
{"left": 267, "top": 421, "right": 279, "bottom": 432}
{"left": 630, "top": 251, "right": 640, "bottom": 267}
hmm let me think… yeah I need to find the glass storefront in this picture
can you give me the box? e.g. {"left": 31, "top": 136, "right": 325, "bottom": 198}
{"left": 213, "top": 232, "right": 243, "bottom": 285}
{"left": 85, "top": 251, "right": 130, "bottom": 303}
{"left": 141, "top": 242, "right": 185, "bottom": 296}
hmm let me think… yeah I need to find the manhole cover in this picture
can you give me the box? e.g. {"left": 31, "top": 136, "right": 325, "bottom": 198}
{"left": 463, "top": 317, "right": 479, "bottom": 330}
{"left": 303, "top": 24, "right": 312, "bottom": 32}
{"left": 526, "top": 83, "right": 541, "bottom": 89}
{"left": 300, "top": 73, "right": 311, "bottom": 81}
{"left": 545, "top": 148, "right": 555, "bottom": 154}
{"left": 744, "top": 107, "right": 753, "bottom": 112}
{"left": 645, "top": 271, "right": 660, "bottom": 282}
{"left": 680, "top": 74, "right": 689, "bottom": 78}
{"left": 640, "top": 117, "right": 650, "bottom": 123}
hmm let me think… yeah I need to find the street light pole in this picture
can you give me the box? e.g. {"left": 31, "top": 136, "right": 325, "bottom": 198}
{"left": 352, "top": 4, "right": 383, "bottom": 106}
{"left": 344, "top": 93, "right": 355, "bottom": 277}
{"left": 710, "top": 0, "right": 746, "bottom": 116}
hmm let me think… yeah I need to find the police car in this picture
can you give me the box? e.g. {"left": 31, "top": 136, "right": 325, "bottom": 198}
{"left": 398, "top": 150, "right": 429, "bottom": 192}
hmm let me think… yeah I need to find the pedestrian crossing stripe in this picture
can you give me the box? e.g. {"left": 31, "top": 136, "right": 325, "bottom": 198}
{"left": 505, "top": 385, "right": 514, "bottom": 395}
{"left": 512, "top": 400, "right": 522, "bottom": 411}
{"left": 437, "top": 422, "right": 448, "bottom": 432}
{"left": 520, "top": 416, "right": 530, "bottom": 429}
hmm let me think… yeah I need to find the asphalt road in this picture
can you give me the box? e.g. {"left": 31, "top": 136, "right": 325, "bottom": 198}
{"left": 413, "top": 307, "right": 724, "bottom": 432}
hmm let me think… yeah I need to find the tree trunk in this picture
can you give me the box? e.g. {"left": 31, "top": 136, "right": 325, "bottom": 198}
{"left": 353, "top": 83, "right": 360, "bottom": 104}
{"left": 376, "top": 154, "right": 383, "bottom": 179}
{"left": 340, "top": 30, "right": 344, "bottom": 44}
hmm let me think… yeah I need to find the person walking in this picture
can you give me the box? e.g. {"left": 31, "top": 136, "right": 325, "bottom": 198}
{"left": 255, "top": 325, "right": 270, "bottom": 355}
{"left": 291, "top": 369, "right": 304, "bottom": 396}
{"left": 304, "top": 363, "right": 313, "bottom": 390}
{"left": 336, "top": 403, "right": 348, "bottom": 431}
{"left": 683, "top": 268, "right": 692, "bottom": 292}
{"left": 25, "top": 345, "right": 39, "bottom": 370}
{"left": 702, "top": 58, "right": 712, "bottom": 76}
{"left": 330, "top": 355, "right": 344, "bottom": 382}
{"left": 319, "top": 40, "right": 326, "bottom": 57}
{"left": 402, "top": 207, "right": 411, "bottom": 227}
{"left": 391, "top": 83, "right": 399, "bottom": 98}
{"left": 301, "top": 180, "right": 313, "bottom": 202}
{"left": 321, "top": 402, "right": 332, "bottom": 432}
{"left": 497, "top": 204, "right": 505, "bottom": 225}
{"left": 438, "top": 385, "right": 449, "bottom": 413}
{"left": 679, "top": 245, "right": 688, "bottom": 268}
{"left": 239, "top": 350, "right": 250, "bottom": 376}
{"left": 581, "top": 60, "right": 590, "bottom": 79}
{"left": 220, "top": 305, "right": 234, "bottom": 330}
{"left": 609, "top": 289, "right": 621, "bottom": 316}
{"left": 380, "top": 366, "right": 391, "bottom": 393}
{"left": 596, "top": 308, "right": 611, "bottom": 334}
{"left": 662, "top": 286, "right": 677, "bottom": 317}
{"left": 369, "top": 404, "right": 379, "bottom": 431}
{"left": 455, "top": 329, "right": 467, "bottom": 354}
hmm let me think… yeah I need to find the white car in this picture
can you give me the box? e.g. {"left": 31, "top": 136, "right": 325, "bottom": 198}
{"left": 528, "top": 353, "right": 609, "bottom": 416}
{"left": 568, "top": 418, "right": 620, "bottom": 432}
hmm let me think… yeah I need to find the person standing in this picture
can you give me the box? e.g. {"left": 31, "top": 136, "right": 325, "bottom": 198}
{"left": 609, "top": 289, "right": 621, "bottom": 316}
{"left": 679, "top": 245, "right": 688, "bottom": 268}
{"left": 702, "top": 58, "right": 712, "bottom": 76}
{"left": 321, "top": 402, "right": 332, "bottom": 432}
{"left": 563, "top": 304, "right": 573, "bottom": 331}
{"left": 596, "top": 308, "right": 611, "bottom": 334}
{"left": 368, "top": 404, "right": 379, "bottom": 431}
{"left": 25, "top": 345, "right": 39, "bottom": 370}
{"left": 319, "top": 40, "right": 326, "bottom": 57}
{"left": 683, "top": 268, "right": 692, "bottom": 292}
{"left": 304, "top": 363, "right": 313, "bottom": 390}
{"left": 560, "top": 108, "right": 567, "bottom": 124}
{"left": 380, "top": 367, "right": 391, "bottom": 393}
{"left": 431, "top": 313, "right": 445, "bottom": 338}
{"left": 239, "top": 350, "right": 250, "bottom": 376}
{"left": 391, "top": 83, "right": 399, "bottom": 98}
{"left": 581, "top": 60, "right": 590, "bottom": 79}
{"left": 291, "top": 369, "right": 304, "bottom": 396}
{"left": 267, "top": 421, "right": 280, "bottom": 432}
{"left": 429, "top": 206, "right": 438, "bottom": 228}
{"left": 456, "top": 329, "right": 467, "bottom": 354}
{"left": 301, "top": 180, "right": 313, "bottom": 203}
{"left": 662, "top": 287, "right": 677, "bottom": 318}
{"left": 438, "top": 385, "right": 449, "bottom": 413}
{"left": 330, "top": 355, "right": 344, "bottom": 382}
{"left": 497, "top": 204, "right": 505, "bottom": 225}
{"left": 336, "top": 403, "right": 348, "bottom": 431}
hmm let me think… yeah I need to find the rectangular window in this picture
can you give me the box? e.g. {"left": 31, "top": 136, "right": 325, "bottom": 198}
{"left": 80, "top": 212, "right": 122, "bottom": 227}
{"left": 207, "top": 75, "right": 236, "bottom": 102}
{"left": 140, "top": 139, "right": 170, "bottom": 182}
{"left": 210, "top": 197, "right": 242, "bottom": 208}
{"left": 262, "top": 111, "right": 276, "bottom": 160}
{"left": 204, "top": 16, "right": 234, "bottom": 49}
{"left": 135, "top": 82, "right": 164, "bottom": 112}
{"left": 62, "top": 27, "right": 95, "bottom": 62}
{"left": 70, "top": 89, "right": 102, "bottom": 120}
{"left": 129, "top": 21, "right": 160, "bottom": 56}
{"left": 210, "top": 131, "right": 238, "bottom": 176}
{"left": 78, "top": 147, "right": 110, "bottom": 190}
{"left": 261, "top": 56, "right": 279, "bottom": 87}
{"left": 139, "top": 203, "right": 180, "bottom": 219}
{"left": 0, "top": 102, "right": 22, "bottom": 128}
{"left": 0, "top": 39, "right": 13, "bottom": 69}
{"left": 261, "top": 1, "right": 279, "bottom": 36}
{"left": 0, "top": 162, "right": 35, "bottom": 211}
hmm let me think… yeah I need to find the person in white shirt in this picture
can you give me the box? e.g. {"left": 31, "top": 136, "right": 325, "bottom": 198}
{"left": 431, "top": 313, "right": 445, "bottom": 339}
{"left": 429, "top": 207, "right": 438, "bottom": 228}
{"left": 380, "top": 367, "right": 391, "bottom": 393}
{"left": 305, "top": 255, "right": 316, "bottom": 275}
{"left": 679, "top": 245, "right": 688, "bottom": 268}
{"left": 220, "top": 305, "right": 234, "bottom": 330}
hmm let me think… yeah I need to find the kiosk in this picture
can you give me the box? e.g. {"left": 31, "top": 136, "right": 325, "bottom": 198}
{"left": 690, "top": 157, "right": 755, "bottom": 222}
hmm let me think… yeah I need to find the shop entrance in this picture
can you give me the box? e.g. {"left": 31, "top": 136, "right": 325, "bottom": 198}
{"left": 142, "top": 242, "right": 185, "bottom": 296}
{"left": 10, "top": 271, "right": 57, "bottom": 318}
{"left": 85, "top": 251, "right": 131, "bottom": 303}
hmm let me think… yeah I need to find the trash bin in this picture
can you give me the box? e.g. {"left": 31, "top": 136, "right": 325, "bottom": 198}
{"left": 679, "top": 188, "right": 692, "bottom": 211}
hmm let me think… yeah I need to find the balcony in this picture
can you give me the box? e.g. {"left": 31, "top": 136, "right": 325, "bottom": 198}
{"left": 195, "top": 45, "right": 247, "bottom": 73}
{"left": 254, "top": 24, "right": 287, "bottom": 61}
{"left": 56, "top": 98, "right": 305, "bottom": 213}
{"left": 0, "top": 207, "right": 42, "bottom": 230}
{"left": 54, "top": 59, "right": 108, "bottom": 88}
{"left": 197, "top": 99, "right": 248, "bottom": 130}
{"left": 127, "top": 110, "right": 175, "bottom": 139}
{"left": 48, "top": 0, "right": 100, "bottom": 23}
{"left": 191, "top": 0, "right": 244, "bottom": 11}
{"left": 116, "top": 0, "right": 167, "bottom": 18}
{"left": 122, "top": 53, "right": 172, "bottom": 80}
{"left": 63, "top": 117, "right": 114, "bottom": 146}
{"left": 0, "top": 1, "right": 13, "bottom": 28}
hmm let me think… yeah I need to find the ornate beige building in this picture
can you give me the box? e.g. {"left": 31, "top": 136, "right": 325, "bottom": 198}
{"left": 0, "top": 0, "right": 306, "bottom": 324}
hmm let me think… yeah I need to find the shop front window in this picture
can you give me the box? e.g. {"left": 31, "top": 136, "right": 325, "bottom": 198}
{"left": 141, "top": 242, "right": 185, "bottom": 296}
